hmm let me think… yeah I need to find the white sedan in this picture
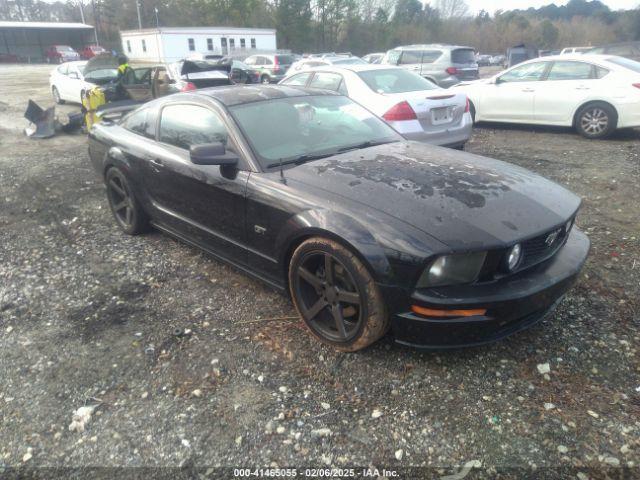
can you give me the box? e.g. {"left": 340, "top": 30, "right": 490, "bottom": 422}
{"left": 280, "top": 64, "right": 472, "bottom": 148}
{"left": 455, "top": 54, "right": 640, "bottom": 139}
{"left": 49, "top": 61, "right": 118, "bottom": 104}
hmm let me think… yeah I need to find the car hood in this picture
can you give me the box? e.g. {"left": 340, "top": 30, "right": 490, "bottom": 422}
{"left": 84, "top": 53, "right": 119, "bottom": 74}
{"left": 285, "top": 142, "right": 581, "bottom": 250}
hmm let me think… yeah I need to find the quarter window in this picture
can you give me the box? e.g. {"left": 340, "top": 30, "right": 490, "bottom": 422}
{"left": 499, "top": 62, "right": 548, "bottom": 82}
{"left": 188, "top": 38, "right": 195, "bottom": 51}
{"left": 159, "top": 104, "right": 229, "bottom": 150}
{"left": 281, "top": 72, "right": 312, "bottom": 86}
{"left": 546, "top": 61, "right": 593, "bottom": 81}
{"left": 309, "top": 72, "right": 344, "bottom": 91}
{"left": 122, "top": 108, "right": 154, "bottom": 139}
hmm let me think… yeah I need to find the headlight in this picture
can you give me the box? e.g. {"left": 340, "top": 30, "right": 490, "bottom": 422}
{"left": 505, "top": 243, "right": 522, "bottom": 272}
{"left": 416, "top": 251, "right": 487, "bottom": 288}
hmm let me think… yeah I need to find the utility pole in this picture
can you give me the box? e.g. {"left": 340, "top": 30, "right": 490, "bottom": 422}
{"left": 136, "top": 0, "right": 142, "bottom": 29}
{"left": 91, "top": 0, "right": 100, "bottom": 44}
{"left": 154, "top": 7, "right": 159, "bottom": 27}
{"left": 79, "top": 1, "right": 85, "bottom": 23}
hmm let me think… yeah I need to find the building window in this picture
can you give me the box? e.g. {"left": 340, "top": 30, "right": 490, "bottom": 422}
{"left": 251, "top": 38, "right": 256, "bottom": 49}
{"left": 141, "top": 39, "right": 147, "bottom": 52}
{"left": 240, "top": 38, "right": 246, "bottom": 49}
{"left": 221, "top": 38, "right": 227, "bottom": 54}
{"left": 207, "top": 38, "right": 213, "bottom": 51}
{"left": 229, "top": 38, "right": 235, "bottom": 51}
{"left": 127, "top": 40, "right": 131, "bottom": 53}
{"left": 188, "top": 38, "right": 195, "bottom": 51}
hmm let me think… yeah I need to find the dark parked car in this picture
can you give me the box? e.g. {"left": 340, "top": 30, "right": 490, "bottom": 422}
{"left": 88, "top": 85, "right": 589, "bottom": 351}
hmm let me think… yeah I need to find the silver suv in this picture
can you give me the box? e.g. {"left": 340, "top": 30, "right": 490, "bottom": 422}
{"left": 382, "top": 44, "right": 478, "bottom": 88}
{"left": 243, "top": 54, "right": 295, "bottom": 84}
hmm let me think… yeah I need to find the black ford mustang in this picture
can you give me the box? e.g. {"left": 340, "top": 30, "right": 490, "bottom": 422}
{"left": 88, "top": 85, "right": 590, "bottom": 351}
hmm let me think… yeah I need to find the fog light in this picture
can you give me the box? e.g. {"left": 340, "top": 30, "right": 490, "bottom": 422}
{"left": 506, "top": 243, "right": 522, "bottom": 271}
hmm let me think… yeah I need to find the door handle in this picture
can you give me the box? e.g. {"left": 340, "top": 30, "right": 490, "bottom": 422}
{"left": 575, "top": 86, "right": 590, "bottom": 90}
{"left": 521, "top": 88, "right": 535, "bottom": 92}
{"left": 150, "top": 158, "right": 164, "bottom": 168}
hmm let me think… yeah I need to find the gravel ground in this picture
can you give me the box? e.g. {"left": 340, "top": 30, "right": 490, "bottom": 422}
{"left": 0, "top": 65, "right": 639, "bottom": 479}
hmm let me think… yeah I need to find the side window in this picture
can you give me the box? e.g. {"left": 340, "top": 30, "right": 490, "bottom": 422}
{"left": 594, "top": 66, "right": 609, "bottom": 78}
{"left": 244, "top": 56, "right": 255, "bottom": 65}
{"left": 546, "top": 61, "right": 593, "bottom": 81}
{"left": 400, "top": 51, "right": 422, "bottom": 65}
{"left": 188, "top": 38, "right": 195, "bottom": 51}
{"left": 422, "top": 50, "right": 443, "bottom": 63}
{"left": 255, "top": 56, "right": 265, "bottom": 66}
{"left": 159, "top": 104, "right": 229, "bottom": 150}
{"left": 499, "top": 62, "right": 548, "bottom": 82}
{"left": 57, "top": 64, "right": 68, "bottom": 75}
{"left": 264, "top": 57, "right": 273, "bottom": 65}
{"left": 309, "top": 72, "right": 343, "bottom": 91}
{"left": 122, "top": 108, "right": 155, "bottom": 139}
{"left": 386, "top": 50, "right": 401, "bottom": 65}
{"left": 281, "top": 72, "right": 312, "bottom": 86}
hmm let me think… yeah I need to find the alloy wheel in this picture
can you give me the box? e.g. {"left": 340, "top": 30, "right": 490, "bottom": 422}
{"left": 580, "top": 108, "right": 608, "bottom": 135}
{"left": 261, "top": 75, "right": 270, "bottom": 84}
{"left": 107, "top": 172, "right": 135, "bottom": 229}
{"left": 52, "top": 87, "right": 61, "bottom": 104}
{"left": 294, "top": 251, "right": 364, "bottom": 342}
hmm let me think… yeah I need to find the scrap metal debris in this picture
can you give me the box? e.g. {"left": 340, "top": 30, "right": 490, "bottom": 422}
{"left": 68, "top": 402, "right": 101, "bottom": 433}
{"left": 23, "top": 99, "right": 83, "bottom": 139}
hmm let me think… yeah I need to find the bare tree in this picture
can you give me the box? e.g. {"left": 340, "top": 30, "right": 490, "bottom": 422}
{"left": 433, "top": 0, "right": 468, "bottom": 19}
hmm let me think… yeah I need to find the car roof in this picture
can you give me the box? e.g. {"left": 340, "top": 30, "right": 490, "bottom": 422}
{"left": 519, "top": 53, "right": 614, "bottom": 63}
{"left": 306, "top": 63, "right": 401, "bottom": 73}
{"left": 195, "top": 84, "right": 339, "bottom": 106}
{"left": 393, "top": 44, "right": 474, "bottom": 51}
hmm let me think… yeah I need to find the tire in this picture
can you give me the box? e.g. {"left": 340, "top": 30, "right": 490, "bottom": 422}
{"left": 575, "top": 102, "right": 617, "bottom": 139}
{"left": 261, "top": 74, "right": 271, "bottom": 84}
{"left": 469, "top": 101, "right": 476, "bottom": 124}
{"left": 52, "top": 86, "right": 64, "bottom": 105}
{"left": 105, "top": 168, "right": 150, "bottom": 235}
{"left": 288, "top": 237, "right": 389, "bottom": 352}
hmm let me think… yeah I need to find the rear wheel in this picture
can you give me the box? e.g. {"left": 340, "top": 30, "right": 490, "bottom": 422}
{"left": 288, "top": 237, "right": 389, "bottom": 352}
{"left": 261, "top": 74, "right": 271, "bottom": 84}
{"left": 105, "top": 168, "right": 150, "bottom": 235}
{"left": 469, "top": 100, "right": 476, "bottom": 123}
{"left": 575, "top": 102, "right": 617, "bottom": 139}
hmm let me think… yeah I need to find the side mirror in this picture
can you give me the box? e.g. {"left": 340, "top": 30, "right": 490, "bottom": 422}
{"left": 190, "top": 142, "right": 238, "bottom": 166}
{"left": 494, "top": 76, "right": 503, "bottom": 85}
{"left": 69, "top": 71, "right": 79, "bottom": 79}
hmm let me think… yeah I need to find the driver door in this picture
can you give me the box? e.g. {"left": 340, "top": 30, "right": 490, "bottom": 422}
{"left": 478, "top": 61, "right": 550, "bottom": 122}
{"left": 143, "top": 102, "right": 250, "bottom": 264}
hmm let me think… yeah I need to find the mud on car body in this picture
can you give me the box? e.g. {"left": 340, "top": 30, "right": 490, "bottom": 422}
{"left": 88, "top": 85, "right": 589, "bottom": 351}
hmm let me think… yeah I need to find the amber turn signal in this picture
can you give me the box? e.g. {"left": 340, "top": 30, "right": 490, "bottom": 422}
{"left": 411, "top": 305, "right": 487, "bottom": 318}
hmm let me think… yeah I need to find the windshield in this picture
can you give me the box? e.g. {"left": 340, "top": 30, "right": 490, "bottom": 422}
{"left": 57, "top": 46, "right": 74, "bottom": 52}
{"left": 358, "top": 68, "right": 437, "bottom": 93}
{"left": 229, "top": 95, "right": 400, "bottom": 169}
{"left": 606, "top": 56, "right": 640, "bottom": 73}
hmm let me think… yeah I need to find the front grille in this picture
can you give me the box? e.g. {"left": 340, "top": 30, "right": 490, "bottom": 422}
{"left": 520, "top": 224, "right": 570, "bottom": 269}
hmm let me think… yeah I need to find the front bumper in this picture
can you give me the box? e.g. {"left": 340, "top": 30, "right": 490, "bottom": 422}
{"left": 385, "top": 228, "right": 590, "bottom": 349}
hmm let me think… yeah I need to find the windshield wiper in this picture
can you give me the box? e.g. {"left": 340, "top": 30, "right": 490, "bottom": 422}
{"left": 266, "top": 152, "right": 335, "bottom": 170}
{"left": 337, "top": 139, "right": 395, "bottom": 153}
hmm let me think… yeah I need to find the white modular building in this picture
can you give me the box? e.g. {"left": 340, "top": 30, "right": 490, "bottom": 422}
{"left": 120, "top": 27, "right": 277, "bottom": 62}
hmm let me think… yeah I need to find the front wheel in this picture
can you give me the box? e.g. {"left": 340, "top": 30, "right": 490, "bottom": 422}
{"left": 288, "top": 237, "right": 389, "bottom": 352}
{"left": 52, "top": 86, "right": 64, "bottom": 104}
{"left": 261, "top": 74, "right": 271, "bottom": 84}
{"left": 105, "top": 168, "right": 150, "bottom": 235}
{"left": 575, "top": 102, "right": 617, "bottom": 139}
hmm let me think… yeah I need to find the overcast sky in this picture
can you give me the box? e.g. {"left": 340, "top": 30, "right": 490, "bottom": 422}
{"left": 464, "top": 0, "right": 639, "bottom": 14}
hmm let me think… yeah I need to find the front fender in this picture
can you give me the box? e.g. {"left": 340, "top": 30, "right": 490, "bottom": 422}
{"left": 275, "top": 208, "right": 443, "bottom": 289}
